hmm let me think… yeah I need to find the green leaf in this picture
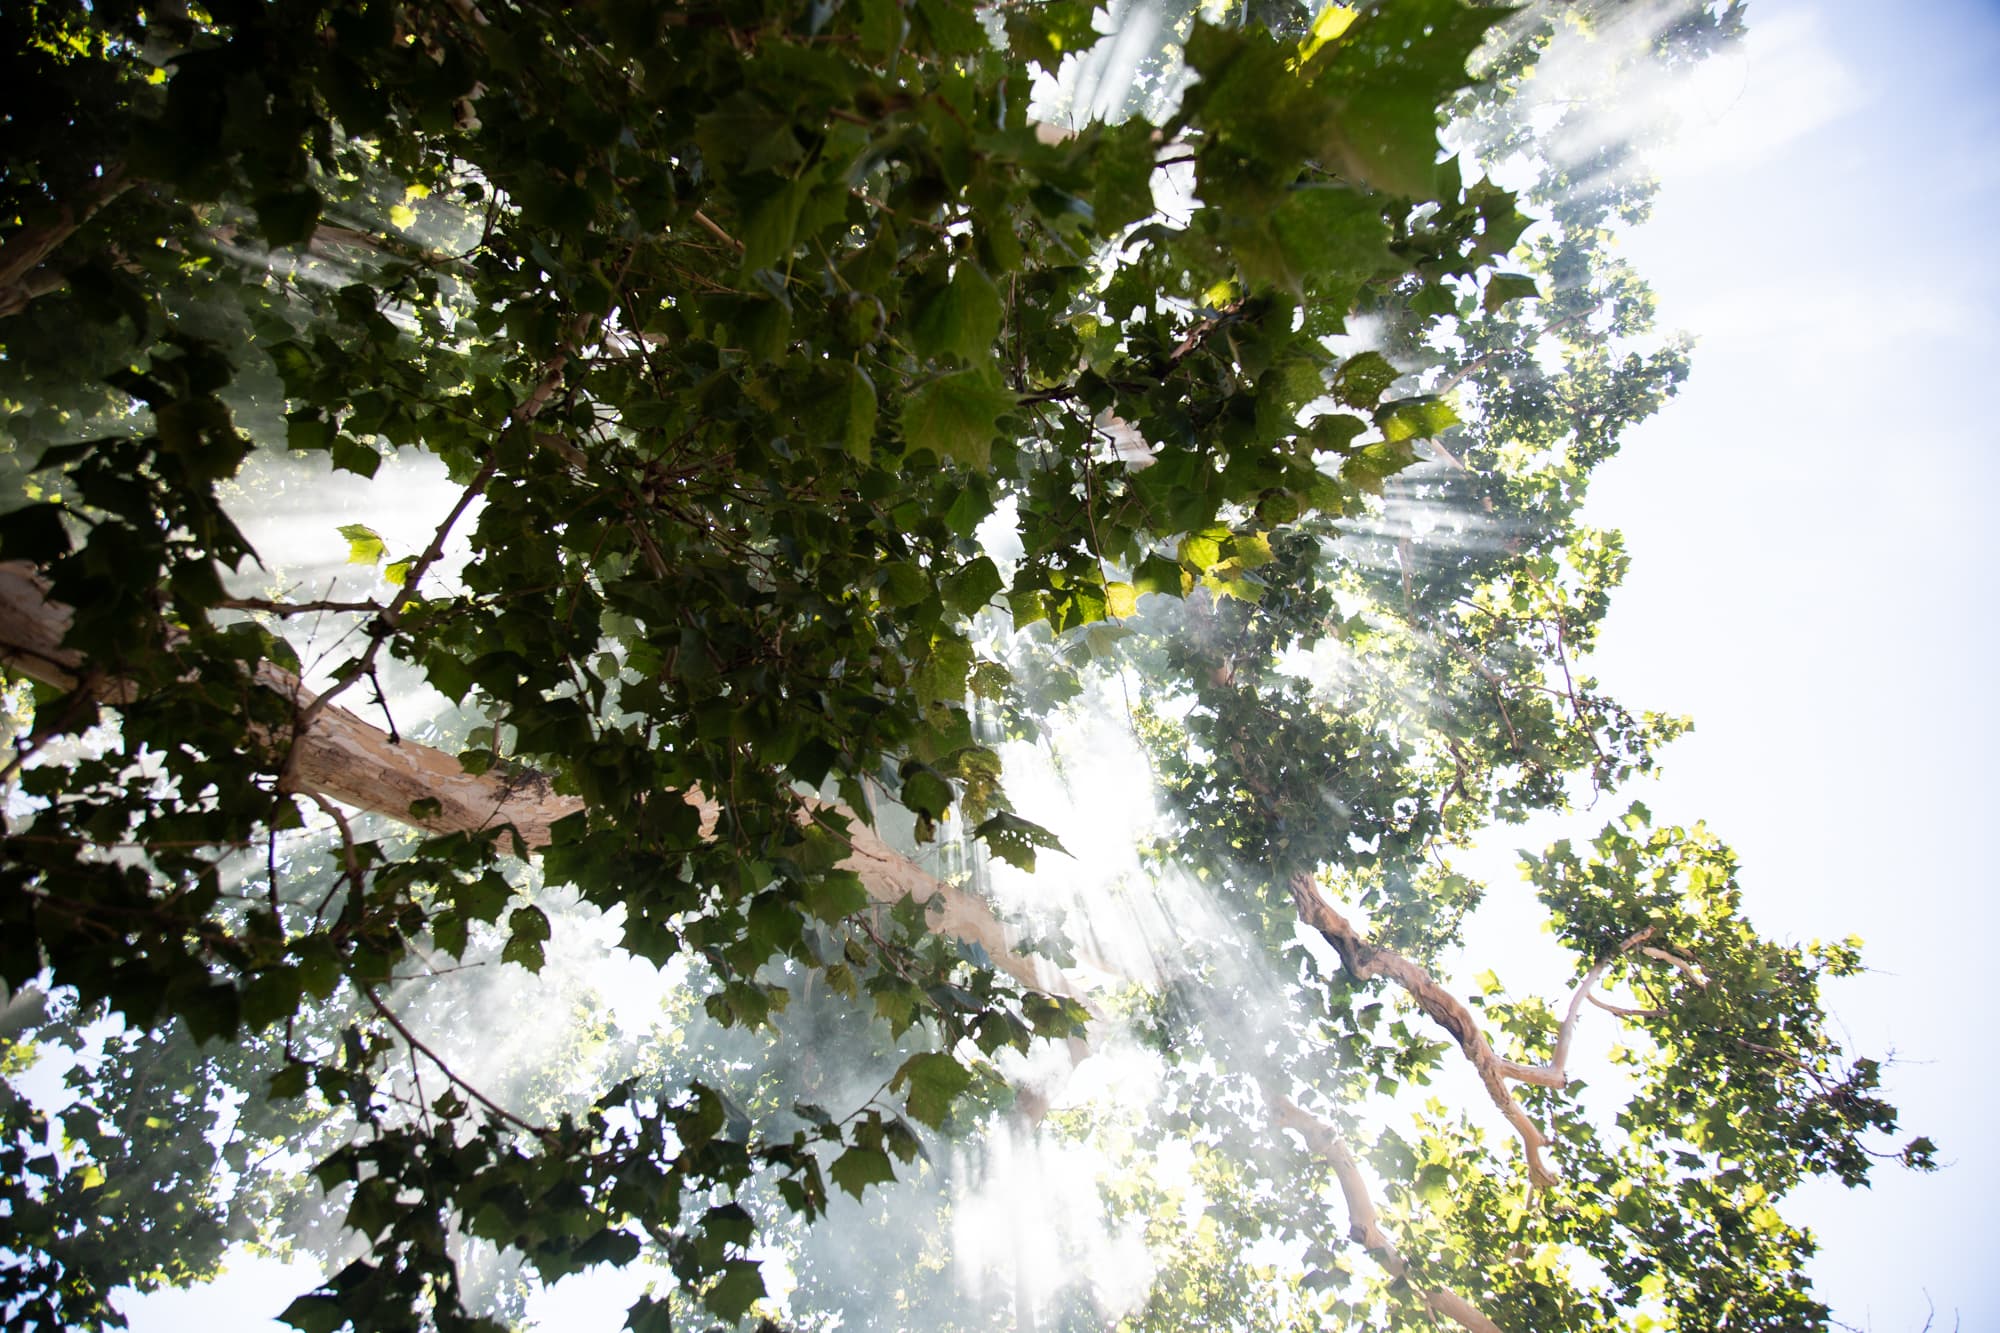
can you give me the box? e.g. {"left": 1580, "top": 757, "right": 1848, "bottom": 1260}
{"left": 1484, "top": 272, "right": 1541, "bottom": 311}
{"left": 1104, "top": 581, "right": 1137, "bottom": 618}
{"left": 880, "top": 561, "right": 930, "bottom": 608}
{"left": 974, "top": 810, "right": 1068, "bottom": 872}
{"left": 1090, "top": 119, "right": 1159, "bottom": 234}
{"left": 257, "top": 187, "right": 324, "bottom": 247}
{"left": 1304, "top": 413, "right": 1369, "bottom": 453}
{"left": 331, "top": 436, "right": 381, "bottom": 478}
{"left": 900, "top": 763, "right": 954, "bottom": 819}
{"left": 1248, "top": 184, "right": 1395, "bottom": 298}
{"left": 503, "top": 904, "right": 552, "bottom": 973}
{"left": 840, "top": 364, "right": 878, "bottom": 461}
{"left": 1004, "top": 0, "right": 1100, "bottom": 70}
{"left": 901, "top": 368, "right": 1016, "bottom": 470}
{"left": 1133, "top": 553, "right": 1186, "bottom": 597}
{"left": 1375, "top": 395, "right": 1460, "bottom": 442}
{"left": 1308, "top": 1, "right": 1503, "bottom": 198}
{"left": 943, "top": 556, "right": 1003, "bottom": 616}
{"left": 739, "top": 173, "right": 814, "bottom": 272}
{"left": 892, "top": 1050, "right": 973, "bottom": 1128}
{"left": 1178, "top": 532, "right": 1223, "bottom": 572}
{"left": 278, "top": 1295, "right": 345, "bottom": 1333}
{"left": 268, "top": 1063, "right": 311, "bottom": 1100}
{"left": 910, "top": 263, "right": 1004, "bottom": 362}
{"left": 574, "top": 1227, "right": 642, "bottom": 1268}
{"left": 704, "top": 1258, "right": 767, "bottom": 1322}
{"left": 803, "top": 872, "right": 869, "bottom": 922}
{"left": 0, "top": 503, "right": 72, "bottom": 562}
{"left": 625, "top": 1295, "right": 674, "bottom": 1333}
{"left": 293, "top": 937, "right": 341, "bottom": 1001}
{"left": 1333, "top": 352, "right": 1399, "bottom": 409}
{"left": 337, "top": 523, "right": 386, "bottom": 567}
{"left": 1231, "top": 532, "right": 1274, "bottom": 569}
{"left": 240, "top": 968, "right": 303, "bottom": 1032}
{"left": 829, "top": 1145, "right": 897, "bottom": 1200}
{"left": 702, "top": 1202, "right": 757, "bottom": 1251}
{"left": 911, "top": 634, "right": 974, "bottom": 710}
{"left": 968, "top": 660, "right": 1012, "bottom": 699}
{"left": 1341, "top": 440, "right": 1419, "bottom": 494}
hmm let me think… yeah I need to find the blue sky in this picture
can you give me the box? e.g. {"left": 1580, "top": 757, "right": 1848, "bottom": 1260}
{"left": 1576, "top": 0, "right": 2000, "bottom": 1322}
{"left": 114, "top": 1, "right": 2000, "bottom": 1327}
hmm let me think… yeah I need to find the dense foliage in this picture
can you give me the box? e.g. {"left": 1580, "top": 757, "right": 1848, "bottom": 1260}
{"left": 0, "top": 1, "right": 1927, "bottom": 1330}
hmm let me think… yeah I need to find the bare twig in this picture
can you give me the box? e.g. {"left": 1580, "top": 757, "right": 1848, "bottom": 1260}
{"left": 303, "top": 789, "right": 364, "bottom": 926}
{"left": 1586, "top": 992, "right": 1664, "bottom": 1019}
{"left": 362, "top": 984, "right": 552, "bottom": 1139}
{"left": 219, "top": 595, "right": 387, "bottom": 617}
{"left": 691, "top": 209, "right": 744, "bottom": 252}
{"left": 286, "top": 451, "right": 499, "bottom": 753}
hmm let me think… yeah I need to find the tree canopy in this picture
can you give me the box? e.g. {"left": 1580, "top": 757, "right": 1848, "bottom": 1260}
{"left": 0, "top": 1, "right": 1930, "bottom": 1330}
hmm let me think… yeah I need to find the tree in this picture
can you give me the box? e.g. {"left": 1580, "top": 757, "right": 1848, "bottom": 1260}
{"left": 0, "top": 1, "right": 1927, "bottom": 1330}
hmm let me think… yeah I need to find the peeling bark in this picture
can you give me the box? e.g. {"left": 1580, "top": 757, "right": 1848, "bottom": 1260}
{"left": 0, "top": 562, "right": 1087, "bottom": 1001}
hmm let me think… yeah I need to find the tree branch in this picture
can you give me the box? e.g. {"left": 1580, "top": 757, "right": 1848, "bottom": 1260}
{"left": 1267, "top": 1090, "right": 1504, "bottom": 1333}
{"left": 361, "top": 984, "right": 551, "bottom": 1139}
{"left": 1585, "top": 992, "right": 1663, "bottom": 1019}
{"left": 1289, "top": 870, "right": 1555, "bottom": 1185}
{"left": 0, "top": 562, "right": 1090, "bottom": 1004}
{"left": 0, "top": 167, "right": 133, "bottom": 319}
{"left": 1288, "top": 872, "right": 1655, "bottom": 1188}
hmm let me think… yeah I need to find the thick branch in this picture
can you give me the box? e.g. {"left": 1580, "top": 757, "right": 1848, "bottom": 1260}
{"left": 1289, "top": 870, "right": 1558, "bottom": 1186}
{"left": 0, "top": 168, "right": 133, "bottom": 319}
{"left": 1290, "top": 869, "right": 1669, "bottom": 1189}
{"left": 0, "top": 562, "right": 1086, "bottom": 1001}
{"left": 1268, "top": 1091, "right": 1504, "bottom": 1333}
{"left": 1509, "top": 924, "right": 1656, "bottom": 1090}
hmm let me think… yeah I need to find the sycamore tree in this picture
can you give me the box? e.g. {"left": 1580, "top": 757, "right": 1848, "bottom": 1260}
{"left": 0, "top": 1, "right": 1928, "bottom": 1330}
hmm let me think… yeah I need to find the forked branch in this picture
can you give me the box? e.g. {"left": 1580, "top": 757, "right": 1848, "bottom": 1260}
{"left": 1289, "top": 870, "right": 1656, "bottom": 1188}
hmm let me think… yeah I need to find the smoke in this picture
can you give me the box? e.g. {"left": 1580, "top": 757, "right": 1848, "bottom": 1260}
{"left": 1456, "top": 0, "right": 1759, "bottom": 219}
{"left": 11, "top": 4, "right": 1769, "bottom": 1328}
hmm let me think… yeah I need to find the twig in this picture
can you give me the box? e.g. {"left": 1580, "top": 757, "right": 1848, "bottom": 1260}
{"left": 361, "top": 984, "right": 552, "bottom": 1139}
{"left": 1586, "top": 992, "right": 1664, "bottom": 1019}
{"left": 287, "top": 451, "right": 499, "bottom": 750}
{"left": 691, "top": 209, "right": 744, "bottom": 252}
{"left": 304, "top": 790, "right": 364, "bottom": 926}
{"left": 219, "top": 595, "right": 386, "bottom": 617}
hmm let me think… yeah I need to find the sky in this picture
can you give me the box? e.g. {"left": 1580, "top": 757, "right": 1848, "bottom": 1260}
{"left": 1479, "top": 0, "right": 2000, "bottom": 1323}
{"left": 106, "top": 0, "right": 2000, "bottom": 1328}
